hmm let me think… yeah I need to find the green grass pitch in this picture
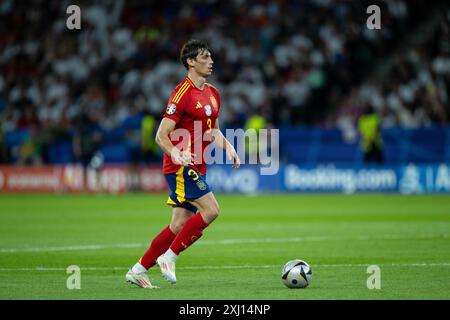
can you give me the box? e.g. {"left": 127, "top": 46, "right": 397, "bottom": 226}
{"left": 0, "top": 193, "right": 449, "bottom": 300}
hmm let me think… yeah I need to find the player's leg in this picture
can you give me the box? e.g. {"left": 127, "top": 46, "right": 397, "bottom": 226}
{"left": 157, "top": 167, "right": 219, "bottom": 283}
{"left": 169, "top": 206, "right": 196, "bottom": 234}
{"left": 126, "top": 207, "right": 194, "bottom": 288}
{"left": 168, "top": 191, "right": 219, "bottom": 254}
{"left": 188, "top": 191, "right": 220, "bottom": 224}
{"left": 157, "top": 192, "right": 219, "bottom": 283}
{"left": 140, "top": 206, "right": 194, "bottom": 269}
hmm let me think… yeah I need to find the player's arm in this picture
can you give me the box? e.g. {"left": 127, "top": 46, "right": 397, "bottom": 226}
{"left": 155, "top": 118, "right": 194, "bottom": 165}
{"left": 212, "top": 119, "right": 240, "bottom": 168}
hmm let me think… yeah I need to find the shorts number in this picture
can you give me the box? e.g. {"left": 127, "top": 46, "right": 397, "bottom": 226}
{"left": 188, "top": 169, "right": 199, "bottom": 181}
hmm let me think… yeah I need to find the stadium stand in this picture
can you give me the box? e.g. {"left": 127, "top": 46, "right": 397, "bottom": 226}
{"left": 0, "top": 0, "right": 449, "bottom": 165}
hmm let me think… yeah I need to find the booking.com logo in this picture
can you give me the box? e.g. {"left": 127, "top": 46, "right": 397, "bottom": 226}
{"left": 169, "top": 121, "right": 279, "bottom": 176}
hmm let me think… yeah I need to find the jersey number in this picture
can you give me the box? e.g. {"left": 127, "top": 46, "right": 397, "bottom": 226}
{"left": 206, "top": 118, "right": 212, "bottom": 131}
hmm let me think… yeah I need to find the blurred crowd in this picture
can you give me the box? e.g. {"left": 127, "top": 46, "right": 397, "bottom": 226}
{"left": 0, "top": 0, "right": 449, "bottom": 164}
{"left": 335, "top": 11, "right": 450, "bottom": 138}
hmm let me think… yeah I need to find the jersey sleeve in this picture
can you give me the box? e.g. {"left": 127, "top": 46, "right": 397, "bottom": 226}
{"left": 163, "top": 89, "right": 188, "bottom": 124}
{"left": 214, "top": 89, "right": 221, "bottom": 112}
{"left": 208, "top": 83, "right": 221, "bottom": 112}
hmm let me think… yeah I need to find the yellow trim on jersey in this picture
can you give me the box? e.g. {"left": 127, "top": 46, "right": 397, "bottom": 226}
{"left": 172, "top": 82, "right": 189, "bottom": 101}
{"left": 174, "top": 84, "right": 190, "bottom": 103}
{"left": 173, "top": 82, "right": 190, "bottom": 104}
{"left": 175, "top": 166, "right": 186, "bottom": 203}
{"left": 172, "top": 82, "right": 189, "bottom": 103}
{"left": 186, "top": 77, "right": 196, "bottom": 88}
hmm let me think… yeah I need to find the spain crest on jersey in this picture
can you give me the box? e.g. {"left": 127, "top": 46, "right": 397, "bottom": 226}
{"left": 210, "top": 95, "right": 218, "bottom": 111}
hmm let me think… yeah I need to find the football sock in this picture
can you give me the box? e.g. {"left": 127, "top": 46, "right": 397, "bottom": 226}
{"left": 140, "top": 225, "right": 176, "bottom": 269}
{"left": 163, "top": 248, "right": 178, "bottom": 261}
{"left": 131, "top": 262, "right": 147, "bottom": 274}
{"left": 169, "top": 213, "right": 209, "bottom": 255}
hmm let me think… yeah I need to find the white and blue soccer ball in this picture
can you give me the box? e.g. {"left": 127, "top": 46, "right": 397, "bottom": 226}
{"left": 281, "top": 259, "right": 312, "bottom": 288}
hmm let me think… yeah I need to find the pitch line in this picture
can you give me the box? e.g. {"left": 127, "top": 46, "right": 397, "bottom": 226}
{"left": 0, "top": 233, "right": 448, "bottom": 253}
{"left": 0, "top": 262, "right": 450, "bottom": 272}
{"left": 0, "top": 243, "right": 144, "bottom": 253}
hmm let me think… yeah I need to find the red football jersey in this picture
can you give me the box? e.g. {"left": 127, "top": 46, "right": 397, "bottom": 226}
{"left": 162, "top": 77, "right": 221, "bottom": 175}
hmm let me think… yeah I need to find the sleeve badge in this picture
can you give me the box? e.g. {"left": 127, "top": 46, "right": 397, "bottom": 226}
{"left": 166, "top": 104, "right": 177, "bottom": 115}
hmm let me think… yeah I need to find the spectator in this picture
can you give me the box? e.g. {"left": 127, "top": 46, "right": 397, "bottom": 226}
{"left": 357, "top": 105, "right": 384, "bottom": 164}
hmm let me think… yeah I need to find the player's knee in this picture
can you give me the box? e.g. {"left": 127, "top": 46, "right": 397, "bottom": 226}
{"left": 170, "top": 216, "right": 191, "bottom": 234}
{"left": 169, "top": 221, "right": 184, "bottom": 234}
{"left": 204, "top": 203, "right": 220, "bottom": 222}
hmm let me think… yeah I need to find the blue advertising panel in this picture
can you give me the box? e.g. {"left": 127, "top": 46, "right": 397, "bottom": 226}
{"left": 206, "top": 164, "right": 450, "bottom": 194}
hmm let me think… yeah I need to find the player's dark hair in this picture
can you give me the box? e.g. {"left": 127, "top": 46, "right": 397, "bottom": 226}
{"left": 180, "top": 39, "right": 210, "bottom": 70}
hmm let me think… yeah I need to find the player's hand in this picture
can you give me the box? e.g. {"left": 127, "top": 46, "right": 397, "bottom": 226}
{"left": 171, "top": 147, "right": 196, "bottom": 166}
{"left": 226, "top": 147, "right": 240, "bottom": 169}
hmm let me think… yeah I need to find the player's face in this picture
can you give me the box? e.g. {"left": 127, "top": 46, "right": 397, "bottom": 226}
{"left": 192, "top": 49, "right": 213, "bottom": 77}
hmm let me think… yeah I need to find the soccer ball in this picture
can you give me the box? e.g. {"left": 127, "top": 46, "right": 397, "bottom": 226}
{"left": 281, "top": 259, "right": 312, "bottom": 288}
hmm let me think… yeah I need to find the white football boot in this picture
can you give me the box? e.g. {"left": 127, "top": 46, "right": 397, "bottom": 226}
{"left": 157, "top": 253, "right": 177, "bottom": 284}
{"left": 125, "top": 269, "right": 159, "bottom": 289}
